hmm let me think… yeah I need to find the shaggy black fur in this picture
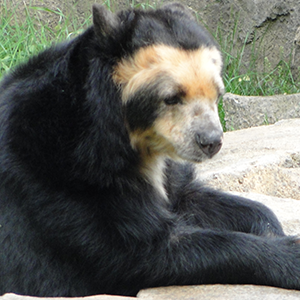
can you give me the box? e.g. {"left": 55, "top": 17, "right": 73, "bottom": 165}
{"left": 0, "top": 3, "right": 299, "bottom": 297}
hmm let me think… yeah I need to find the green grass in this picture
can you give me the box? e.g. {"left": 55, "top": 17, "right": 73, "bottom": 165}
{"left": 0, "top": 2, "right": 91, "bottom": 75}
{"left": 1, "top": 1, "right": 300, "bottom": 131}
{"left": 215, "top": 25, "right": 300, "bottom": 97}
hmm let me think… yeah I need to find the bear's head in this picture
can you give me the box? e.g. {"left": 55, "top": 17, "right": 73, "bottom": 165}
{"left": 93, "top": 3, "right": 224, "bottom": 177}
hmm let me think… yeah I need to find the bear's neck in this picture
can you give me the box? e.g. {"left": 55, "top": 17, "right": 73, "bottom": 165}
{"left": 128, "top": 129, "right": 171, "bottom": 200}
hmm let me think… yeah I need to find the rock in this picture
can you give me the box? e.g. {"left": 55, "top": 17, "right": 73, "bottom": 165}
{"left": 188, "top": 0, "right": 300, "bottom": 78}
{"left": 4, "top": 283, "right": 300, "bottom": 300}
{"left": 196, "top": 118, "right": 300, "bottom": 235}
{"left": 0, "top": 294, "right": 134, "bottom": 300}
{"left": 223, "top": 93, "right": 300, "bottom": 130}
{"left": 197, "top": 119, "right": 300, "bottom": 198}
{"left": 138, "top": 285, "right": 300, "bottom": 300}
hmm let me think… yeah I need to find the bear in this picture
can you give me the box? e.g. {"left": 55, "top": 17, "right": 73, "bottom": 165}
{"left": 0, "top": 2, "right": 299, "bottom": 297}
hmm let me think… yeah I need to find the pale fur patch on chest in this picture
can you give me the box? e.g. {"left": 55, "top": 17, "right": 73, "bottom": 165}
{"left": 140, "top": 155, "right": 168, "bottom": 200}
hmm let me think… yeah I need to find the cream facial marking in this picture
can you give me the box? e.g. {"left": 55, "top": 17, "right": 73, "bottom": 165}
{"left": 113, "top": 44, "right": 224, "bottom": 105}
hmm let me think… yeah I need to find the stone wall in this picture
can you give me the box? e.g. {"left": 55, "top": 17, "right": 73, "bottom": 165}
{"left": 189, "top": 0, "right": 300, "bottom": 79}
{"left": 223, "top": 92, "right": 300, "bottom": 130}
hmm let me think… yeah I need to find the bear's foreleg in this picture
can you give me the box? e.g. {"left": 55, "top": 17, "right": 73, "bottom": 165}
{"left": 173, "top": 184, "right": 285, "bottom": 237}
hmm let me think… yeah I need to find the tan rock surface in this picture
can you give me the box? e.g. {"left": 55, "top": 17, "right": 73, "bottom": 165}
{"left": 223, "top": 93, "right": 300, "bottom": 131}
{"left": 138, "top": 284, "right": 300, "bottom": 300}
{"left": 1, "top": 294, "right": 134, "bottom": 300}
{"left": 197, "top": 119, "right": 300, "bottom": 200}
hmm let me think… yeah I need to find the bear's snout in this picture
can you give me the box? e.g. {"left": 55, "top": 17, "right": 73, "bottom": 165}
{"left": 195, "top": 129, "right": 223, "bottom": 158}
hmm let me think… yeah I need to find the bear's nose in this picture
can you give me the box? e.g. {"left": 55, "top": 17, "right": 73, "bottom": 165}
{"left": 195, "top": 131, "right": 223, "bottom": 158}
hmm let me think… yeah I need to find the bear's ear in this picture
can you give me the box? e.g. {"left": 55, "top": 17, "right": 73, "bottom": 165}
{"left": 161, "top": 2, "right": 195, "bottom": 19}
{"left": 92, "top": 4, "right": 119, "bottom": 38}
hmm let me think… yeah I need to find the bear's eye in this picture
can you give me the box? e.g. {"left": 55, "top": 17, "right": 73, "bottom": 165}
{"left": 164, "top": 95, "right": 182, "bottom": 106}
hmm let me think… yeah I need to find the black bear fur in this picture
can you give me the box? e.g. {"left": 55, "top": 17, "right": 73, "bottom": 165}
{"left": 0, "top": 3, "right": 299, "bottom": 297}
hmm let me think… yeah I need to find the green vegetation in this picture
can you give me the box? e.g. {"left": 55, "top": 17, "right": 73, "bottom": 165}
{"left": 0, "top": 2, "right": 90, "bottom": 76}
